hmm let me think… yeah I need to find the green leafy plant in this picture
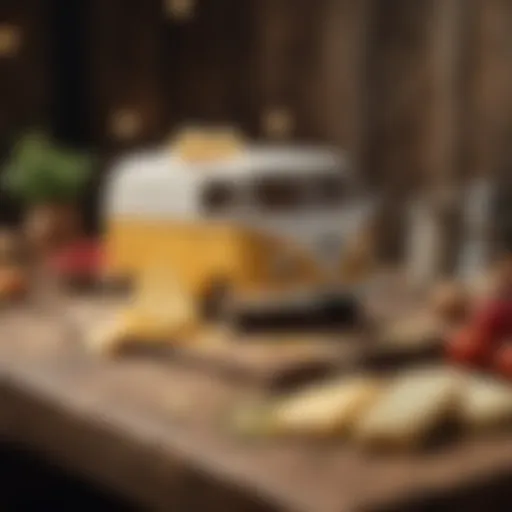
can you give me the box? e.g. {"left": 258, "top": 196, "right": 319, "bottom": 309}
{"left": 2, "top": 131, "right": 94, "bottom": 205}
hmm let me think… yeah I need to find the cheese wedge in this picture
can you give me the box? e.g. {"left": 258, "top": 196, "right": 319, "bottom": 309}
{"left": 462, "top": 377, "right": 512, "bottom": 431}
{"left": 267, "top": 377, "right": 382, "bottom": 437}
{"left": 355, "top": 366, "right": 462, "bottom": 450}
{"left": 88, "top": 269, "right": 199, "bottom": 356}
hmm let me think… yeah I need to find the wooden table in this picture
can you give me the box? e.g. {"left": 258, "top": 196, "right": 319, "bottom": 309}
{"left": 0, "top": 298, "right": 511, "bottom": 512}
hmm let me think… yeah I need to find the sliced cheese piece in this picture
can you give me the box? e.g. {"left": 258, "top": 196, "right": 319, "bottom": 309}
{"left": 87, "top": 301, "right": 197, "bottom": 357}
{"left": 355, "top": 366, "right": 462, "bottom": 450}
{"left": 268, "top": 377, "right": 383, "bottom": 437}
{"left": 462, "top": 377, "right": 512, "bottom": 431}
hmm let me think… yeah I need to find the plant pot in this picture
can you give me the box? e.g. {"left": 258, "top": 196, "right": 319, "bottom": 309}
{"left": 23, "top": 203, "right": 81, "bottom": 257}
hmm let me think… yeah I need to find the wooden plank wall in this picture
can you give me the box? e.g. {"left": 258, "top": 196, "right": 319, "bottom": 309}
{"left": 0, "top": 0, "right": 510, "bottom": 178}
{"left": 87, "top": 0, "right": 512, "bottom": 182}
{"left": 469, "top": 0, "right": 512, "bottom": 254}
{"left": 162, "top": 0, "right": 257, "bottom": 135}
{"left": 468, "top": 0, "right": 512, "bottom": 181}
{"left": 88, "top": 0, "right": 164, "bottom": 151}
{"left": 88, "top": 0, "right": 370, "bottom": 151}
{"left": 0, "top": 0, "right": 49, "bottom": 147}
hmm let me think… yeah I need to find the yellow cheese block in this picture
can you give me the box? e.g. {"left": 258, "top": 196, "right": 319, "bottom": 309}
{"left": 354, "top": 367, "right": 462, "bottom": 450}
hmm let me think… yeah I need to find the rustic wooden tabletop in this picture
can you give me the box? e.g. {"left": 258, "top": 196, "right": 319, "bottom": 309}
{"left": 0, "top": 290, "right": 510, "bottom": 512}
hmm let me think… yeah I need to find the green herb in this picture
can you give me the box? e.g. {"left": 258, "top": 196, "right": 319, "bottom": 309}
{"left": 3, "top": 131, "right": 94, "bottom": 204}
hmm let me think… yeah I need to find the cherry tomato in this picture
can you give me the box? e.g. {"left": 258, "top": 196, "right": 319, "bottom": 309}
{"left": 493, "top": 344, "right": 512, "bottom": 380}
{"left": 471, "top": 300, "right": 512, "bottom": 342}
{"left": 49, "top": 240, "right": 102, "bottom": 278}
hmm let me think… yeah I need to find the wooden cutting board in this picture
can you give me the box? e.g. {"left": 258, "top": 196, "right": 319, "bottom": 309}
{"left": 66, "top": 296, "right": 362, "bottom": 390}
{"left": 65, "top": 275, "right": 440, "bottom": 390}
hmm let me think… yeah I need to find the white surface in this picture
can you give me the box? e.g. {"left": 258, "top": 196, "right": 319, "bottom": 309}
{"left": 104, "top": 145, "right": 346, "bottom": 217}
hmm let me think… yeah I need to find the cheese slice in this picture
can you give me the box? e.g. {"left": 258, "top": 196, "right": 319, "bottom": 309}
{"left": 355, "top": 366, "right": 462, "bottom": 450}
{"left": 268, "top": 377, "right": 383, "bottom": 437}
{"left": 462, "top": 377, "right": 512, "bottom": 431}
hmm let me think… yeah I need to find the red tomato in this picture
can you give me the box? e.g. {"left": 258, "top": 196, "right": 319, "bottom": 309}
{"left": 49, "top": 239, "right": 103, "bottom": 278}
{"left": 471, "top": 300, "right": 512, "bottom": 342}
{"left": 446, "top": 327, "right": 492, "bottom": 368}
{"left": 493, "top": 344, "right": 512, "bottom": 380}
